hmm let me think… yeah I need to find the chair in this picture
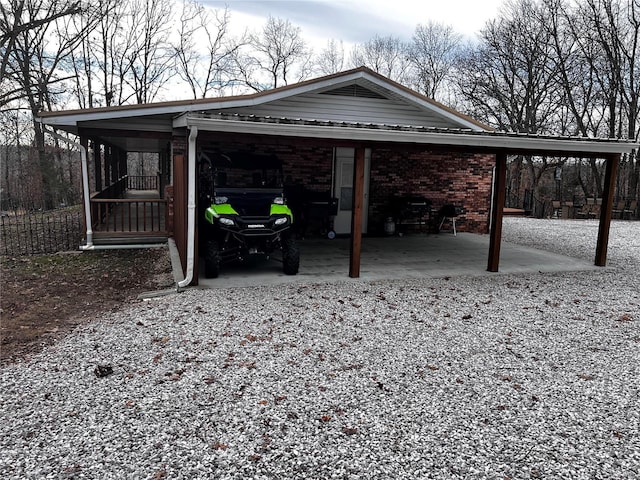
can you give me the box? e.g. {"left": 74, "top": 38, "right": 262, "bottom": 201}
{"left": 562, "top": 201, "right": 574, "bottom": 219}
{"left": 438, "top": 204, "right": 460, "bottom": 236}
{"left": 394, "top": 196, "right": 433, "bottom": 234}
{"left": 623, "top": 200, "right": 637, "bottom": 220}
{"left": 612, "top": 200, "right": 625, "bottom": 219}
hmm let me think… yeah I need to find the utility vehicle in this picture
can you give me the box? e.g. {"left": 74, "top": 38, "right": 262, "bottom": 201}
{"left": 199, "top": 152, "right": 299, "bottom": 278}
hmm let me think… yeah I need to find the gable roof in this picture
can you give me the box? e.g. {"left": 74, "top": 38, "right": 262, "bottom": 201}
{"left": 37, "top": 66, "right": 491, "bottom": 134}
{"left": 37, "top": 67, "right": 638, "bottom": 157}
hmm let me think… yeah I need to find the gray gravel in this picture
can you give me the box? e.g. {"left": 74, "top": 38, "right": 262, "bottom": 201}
{"left": 1, "top": 218, "right": 639, "bottom": 479}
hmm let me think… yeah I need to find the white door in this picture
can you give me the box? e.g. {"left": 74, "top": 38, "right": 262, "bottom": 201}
{"left": 333, "top": 147, "right": 371, "bottom": 235}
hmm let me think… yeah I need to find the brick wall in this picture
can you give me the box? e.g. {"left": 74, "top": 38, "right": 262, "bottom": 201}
{"left": 369, "top": 149, "right": 495, "bottom": 234}
{"left": 173, "top": 135, "right": 495, "bottom": 235}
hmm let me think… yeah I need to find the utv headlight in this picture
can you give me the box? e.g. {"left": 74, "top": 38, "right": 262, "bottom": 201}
{"left": 274, "top": 216, "right": 288, "bottom": 226}
{"left": 214, "top": 196, "right": 228, "bottom": 205}
{"left": 273, "top": 197, "right": 285, "bottom": 205}
{"left": 219, "top": 217, "right": 235, "bottom": 226}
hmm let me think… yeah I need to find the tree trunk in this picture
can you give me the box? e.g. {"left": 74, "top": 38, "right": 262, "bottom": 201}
{"left": 33, "top": 120, "right": 56, "bottom": 210}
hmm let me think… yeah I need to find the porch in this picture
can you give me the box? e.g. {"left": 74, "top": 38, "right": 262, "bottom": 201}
{"left": 90, "top": 175, "right": 169, "bottom": 246}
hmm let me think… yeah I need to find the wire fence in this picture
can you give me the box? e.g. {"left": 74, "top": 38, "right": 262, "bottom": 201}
{"left": 0, "top": 207, "right": 83, "bottom": 256}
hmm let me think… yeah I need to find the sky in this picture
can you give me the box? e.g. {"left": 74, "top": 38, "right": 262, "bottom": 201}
{"left": 204, "top": 0, "right": 505, "bottom": 49}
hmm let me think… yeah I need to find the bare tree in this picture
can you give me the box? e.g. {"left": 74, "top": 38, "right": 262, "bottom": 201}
{"left": 408, "top": 22, "right": 462, "bottom": 101}
{"left": 236, "top": 16, "right": 313, "bottom": 91}
{"left": 67, "top": 0, "right": 134, "bottom": 108}
{"left": 0, "top": 0, "right": 83, "bottom": 109}
{"left": 544, "top": 0, "right": 639, "bottom": 198}
{"left": 315, "top": 38, "right": 345, "bottom": 76}
{"left": 348, "top": 34, "right": 411, "bottom": 84}
{"left": 2, "top": 0, "right": 93, "bottom": 209}
{"left": 456, "top": 0, "right": 566, "bottom": 211}
{"left": 585, "top": 0, "right": 640, "bottom": 200}
{"left": 458, "top": 0, "right": 562, "bottom": 133}
{"left": 0, "top": 0, "right": 81, "bottom": 93}
{"left": 173, "top": 1, "right": 241, "bottom": 99}
{"left": 125, "top": 0, "right": 176, "bottom": 104}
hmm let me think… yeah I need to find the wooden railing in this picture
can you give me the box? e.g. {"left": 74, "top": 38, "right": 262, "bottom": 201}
{"left": 89, "top": 175, "right": 169, "bottom": 240}
{"left": 93, "top": 177, "right": 127, "bottom": 199}
{"left": 90, "top": 198, "right": 168, "bottom": 233}
{"left": 128, "top": 175, "right": 159, "bottom": 191}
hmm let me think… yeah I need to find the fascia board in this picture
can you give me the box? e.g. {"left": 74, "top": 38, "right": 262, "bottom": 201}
{"left": 184, "top": 117, "right": 639, "bottom": 155}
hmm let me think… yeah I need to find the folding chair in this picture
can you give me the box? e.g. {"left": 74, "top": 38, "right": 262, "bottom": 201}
{"left": 438, "top": 204, "right": 459, "bottom": 236}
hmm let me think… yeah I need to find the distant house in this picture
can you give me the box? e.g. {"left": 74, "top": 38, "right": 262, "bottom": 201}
{"left": 38, "top": 67, "right": 637, "bottom": 286}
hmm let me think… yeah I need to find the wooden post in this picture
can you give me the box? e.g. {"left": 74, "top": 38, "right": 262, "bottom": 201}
{"left": 595, "top": 153, "right": 620, "bottom": 266}
{"left": 173, "top": 154, "right": 187, "bottom": 277}
{"left": 487, "top": 152, "right": 507, "bottom": 272}
{"left": 92, "top": 139, "right": 102, "bottom": 192}
{"left": 80, "top": 136, "right": 90, "bottom": 235}
{"left": 349, "top": 147, "right": 366, "bottom": 278}
{"left": 103, "top": 143, "right": 111, "bottom": 189}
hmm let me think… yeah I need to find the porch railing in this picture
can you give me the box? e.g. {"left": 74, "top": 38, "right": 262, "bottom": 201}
{"left": 90, "top": 198, "right": 167, "bottom": 233}
{"left": 128, "top": 175, "right": 159, "bottom": 191}
{"left": 89, "top": 175, "right": 169, "bottom": 239}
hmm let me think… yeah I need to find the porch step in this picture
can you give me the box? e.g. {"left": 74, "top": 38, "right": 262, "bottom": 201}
{"left": 92, "top": 232, "right": 168, "bottom": 246}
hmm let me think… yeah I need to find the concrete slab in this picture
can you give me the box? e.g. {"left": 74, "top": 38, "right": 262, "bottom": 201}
{"left": 193, "top": 233, "right": 603, "bottom": 289}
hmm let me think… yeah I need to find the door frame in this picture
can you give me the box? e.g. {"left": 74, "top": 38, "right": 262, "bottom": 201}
{"left": 332, "top": 147, "right": 371, "bottom": 235}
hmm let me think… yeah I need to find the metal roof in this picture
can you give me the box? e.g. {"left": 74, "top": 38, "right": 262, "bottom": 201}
{"left": 179, "top": 112, "right": 639, "bottom": 157}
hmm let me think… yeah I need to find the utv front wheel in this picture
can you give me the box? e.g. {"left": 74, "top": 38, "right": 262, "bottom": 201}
{"left": 204, "top": 240, "right": 221, "bottom": 278}
{"left": 281, "top": 235, "right": 300, "bottom": 275}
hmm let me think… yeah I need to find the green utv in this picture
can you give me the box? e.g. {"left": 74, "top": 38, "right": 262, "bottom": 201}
{"left": 199, "top": 152, "right": 300, "bottom": 278}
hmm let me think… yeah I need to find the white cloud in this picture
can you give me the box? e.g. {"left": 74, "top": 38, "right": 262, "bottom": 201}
{"left": 204, "top": 0, "right": 504, "bottom": 48}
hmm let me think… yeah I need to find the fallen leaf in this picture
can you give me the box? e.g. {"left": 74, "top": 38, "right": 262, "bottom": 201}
{"left": 94, "top": 365, "right": 113, "bottom": 378}
{"left": 152, "top": 467, "right": 167, "bottom": 480}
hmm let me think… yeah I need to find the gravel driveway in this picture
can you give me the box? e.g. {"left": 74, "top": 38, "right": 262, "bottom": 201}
{"left": 1, "top": 218, "right": 639, "bottom": 479}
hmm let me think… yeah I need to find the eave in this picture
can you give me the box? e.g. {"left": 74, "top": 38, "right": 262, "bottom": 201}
{"left": 178, "top": 114, "right": 638, "bottom": 158}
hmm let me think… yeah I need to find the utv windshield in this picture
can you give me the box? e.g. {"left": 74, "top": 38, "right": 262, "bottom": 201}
{"left": 213, "top": 153, "right": 283, "bottom": 190}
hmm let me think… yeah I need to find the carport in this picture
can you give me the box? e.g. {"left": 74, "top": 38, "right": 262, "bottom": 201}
{"left": 37, "top": 67, "right": 638, "bottom": 288}
{"left": 176, "top": 113, "right": 637, "bottom": 286}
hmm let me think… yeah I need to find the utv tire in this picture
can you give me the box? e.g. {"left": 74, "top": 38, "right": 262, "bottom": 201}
{"left": 282, "top": 235, "right": 300, "bottom": 275}
{"left": 204, "top": 240, "right": 221, "bottom": 278}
